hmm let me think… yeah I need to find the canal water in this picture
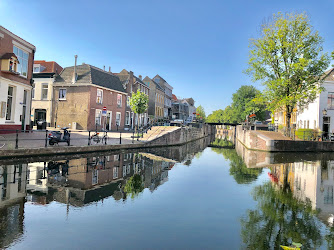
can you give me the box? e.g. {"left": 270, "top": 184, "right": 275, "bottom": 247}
{"left": 0, "top": 136, "right": 333, "bottom": 249}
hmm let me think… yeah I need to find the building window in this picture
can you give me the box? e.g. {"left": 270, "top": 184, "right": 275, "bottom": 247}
{"left": 33, "top": 66, "right": 40, "bottom": 73}
{"left": 127, "top": 96, "right": 130, "bottom": 107}
{"left": 113, "top": 167, "right": 118, "bottom": 179}
{"left": 328, "top": 92, "right": 334, "bottom": 109}
{"left": 32, "top": 87, "right": 35, "bottom": 99}
{"left": 13, "top": 46, "right": 28, "bottom": 77}
{"left": 59, "top": 89, "right": 67, "bottom": 100}
{"left": 97, "top": 89, "right": 103, "bottom": 104}
{"left": 116, "top": 112, "right": 121, "bottom": 126}
{"left": 42, "top": 84, "right": 48, "bottom": 100}
{"left": 6, "top": 86, "right": 14, "bottom": 120}
{"left": 95, "top": 109, "right": 102, "bottom": 125}
{"left": 117, "top": 94, "right": 122, "bottom": 107}
{"left": 125, "top": 111, "right": 130, "bottom": 125}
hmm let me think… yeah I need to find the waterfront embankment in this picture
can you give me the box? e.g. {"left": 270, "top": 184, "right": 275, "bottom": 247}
{"left": 216, "top": 125, "right": 334, "bottom": 152}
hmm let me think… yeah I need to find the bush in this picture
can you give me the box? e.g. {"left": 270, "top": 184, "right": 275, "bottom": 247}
{"left": 295, "top": 129, "right": 321, "bottom": 141}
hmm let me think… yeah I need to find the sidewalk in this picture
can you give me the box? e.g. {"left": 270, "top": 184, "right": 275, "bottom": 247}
{"left": 0, "top": 126, "right": 179, "bottom": 150}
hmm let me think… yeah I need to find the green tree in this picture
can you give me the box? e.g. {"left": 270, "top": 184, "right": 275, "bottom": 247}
{"left": 130, "top": 90, "right": 149, "bottom": 134}
{"left": 246, "top": 12, "right": 331, "bottom": 130}
{"left": 232, "top": 85, "right": 266, "bottom": 123}
{"left": 206, "top": 109, "right": 224, "bottom": 123}
{"left": 196, "top": 105, "right": 206, "bottom": 122}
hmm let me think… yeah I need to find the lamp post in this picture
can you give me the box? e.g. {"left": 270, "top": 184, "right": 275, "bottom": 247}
{"left": 323, "top": 108, "right": 327, "bottom": 116}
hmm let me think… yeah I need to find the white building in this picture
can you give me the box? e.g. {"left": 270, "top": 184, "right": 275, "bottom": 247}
{"left": 296, "top": 68, "right": 334, "bottom": 137}
{"left": 0, "top": 26, "right": 35, "bottom": 132}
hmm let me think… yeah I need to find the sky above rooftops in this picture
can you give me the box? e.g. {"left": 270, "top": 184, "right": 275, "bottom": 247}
{"left": 1, "top": 0, "right": 333, "bottom": 114}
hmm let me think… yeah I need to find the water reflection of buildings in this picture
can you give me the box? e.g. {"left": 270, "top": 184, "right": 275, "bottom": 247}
{"left": 26, "top": 152, "right": 173, "bottom": 207}
{"left": 270, "top": 160, "right": 334, "bottom": 225}
{"left": 0, "top": 164, "right": 27, "bottom": 248}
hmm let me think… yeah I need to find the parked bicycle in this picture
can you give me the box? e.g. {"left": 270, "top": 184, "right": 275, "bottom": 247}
{"left": 90, "top": 132, "right": 107, "bottom": 144}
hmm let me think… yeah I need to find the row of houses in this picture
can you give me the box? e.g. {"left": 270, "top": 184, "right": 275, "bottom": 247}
{"left": 0, "top": 26, "right": 196, "bottom": 132}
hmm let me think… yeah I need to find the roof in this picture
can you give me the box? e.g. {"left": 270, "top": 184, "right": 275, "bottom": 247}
{"left": 117, "top": 69, "right": 147, "bottom": 87}
{"left": 172, "top": 94, "right": 178, "bottom": 101}
{"left": 55, "top": 64, "right": 126, "bottom": 93}
{"left": 0, "top": 52, "right": 18, "bottom": 60}
{"left": 153, "top": 74, "right": 167, "bottom": 83}
{"left": 144, "top": 76, "right": 164, "bottom": 91}
{"left": 322, "top": 68, "right": 334, "bottom": 81}
{"left": 34, "top": 60, "right": 63, "bottom": 74}
{"left": 0, "top": 26, "right": 36, "bottom": 50}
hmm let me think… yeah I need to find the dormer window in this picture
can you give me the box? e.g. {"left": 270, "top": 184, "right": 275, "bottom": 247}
{"left": 33, "top": 65, "right": 40, "bottom": 73}
{"left": 0, "top": 53, "right": 19, "bottom": 74}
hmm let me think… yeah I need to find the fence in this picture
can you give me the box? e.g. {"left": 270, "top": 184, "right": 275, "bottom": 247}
{"left": 0, "top": 126, "right": 151, "bottom": 150}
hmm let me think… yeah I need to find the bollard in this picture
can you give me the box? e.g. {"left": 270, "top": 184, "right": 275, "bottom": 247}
{"left": 105, "top": 131, "right": 107, "bottom": 145}
{"left": 45, "top": 130, "right": 48, "bottom": 148}
{"left": 88, "top": 131, "right": 91, "bottom": 145}
{"left": 15, "top": 130, "right": 18, "bottom": 149}
{"left": 120, "top": 132, "right": 122, "bottom": 144}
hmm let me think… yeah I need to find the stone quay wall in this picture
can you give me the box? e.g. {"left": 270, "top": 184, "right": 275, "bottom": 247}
{"left": 145, "top": 124, "right": 213, "bottom": 147}
{"left": 235, "top": 125, "right": 334, "bottom": 152}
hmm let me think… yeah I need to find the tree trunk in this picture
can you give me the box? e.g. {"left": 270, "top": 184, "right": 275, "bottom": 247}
{"left": 285, "top": 105, "right": 292, "bottom": 136}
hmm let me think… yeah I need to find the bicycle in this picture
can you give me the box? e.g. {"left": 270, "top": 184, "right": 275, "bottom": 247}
{"left": 90, "top": 132, "right": 107, "bottom": 144}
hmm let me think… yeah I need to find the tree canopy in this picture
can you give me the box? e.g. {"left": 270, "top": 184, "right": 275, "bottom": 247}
{"left": 246, "top": 12, "right": 331, "bottom": 129}
{"left": 206, "top": 85, "right": 267, "bottom": 123}
{"left": 129, "top": 90, "right": 149, "bottom": 115}
{"left": 196, "top": 105, "right": 206, "bottom": 121}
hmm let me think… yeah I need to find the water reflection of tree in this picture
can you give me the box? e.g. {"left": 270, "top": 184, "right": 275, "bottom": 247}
{"left": 124, "top": 174, "right": 144, "bottom": 199}
{"left": 212, "top": 147, "right": 262, "bottom": 184}
{"left": 211, "top": 138, "right": 234, "bottom": 148}
{"left": 241, "top": 181, "right": 322, "bottom": 249}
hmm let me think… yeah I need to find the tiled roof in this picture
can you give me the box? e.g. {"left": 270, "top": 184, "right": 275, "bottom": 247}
{"left": 34, "top": 60, "right": 63, "bottom": 74}
{"left": 55, "top": 64, "right": 126, "bottom": 93}
{"left": 322, "top": 68, "right": 334, "bottom": 81}
{"left": 172, "top": 94, "right": 178, "bottom": 101}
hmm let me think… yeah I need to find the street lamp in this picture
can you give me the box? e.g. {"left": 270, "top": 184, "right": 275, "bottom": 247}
{"left": 323, "top": 108, "right": 327, "bottom": 116}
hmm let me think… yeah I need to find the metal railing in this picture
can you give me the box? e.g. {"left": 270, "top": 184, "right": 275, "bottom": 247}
{"left": 0, "top": 128, "right": 133, "bottom": 150}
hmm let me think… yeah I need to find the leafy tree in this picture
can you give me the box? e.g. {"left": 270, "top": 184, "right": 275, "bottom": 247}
{"left": 129, "top": 90, "right": 149, "bottom": 134}
{"left": 206, "top": 109, "right": 224, "bottom": 123}
{"left": 196, "top": 105, "right": 206, "bottom": 122}
{"left": 232, "top": 85, "right": 266, "bottom": 122}
{"left": 246, "top": 12, "right": 331, "bottom": 130}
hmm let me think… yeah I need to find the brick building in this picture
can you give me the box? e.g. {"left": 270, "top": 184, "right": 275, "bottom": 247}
{"left": 32, "top": 60, "right": 63, "bottom": 127}
{"left": 117, "top": 69, "right": 150, "bottom": 129}
{"left": 0, "top": 26, "right": 36, "bottom": 132}
{"left": 53, "top": 62, "right": 127, "bottom": 130}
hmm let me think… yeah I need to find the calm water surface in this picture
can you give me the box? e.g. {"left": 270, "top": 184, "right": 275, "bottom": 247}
{"left": 1, "top": 138, "right": 334, "bottom": 249}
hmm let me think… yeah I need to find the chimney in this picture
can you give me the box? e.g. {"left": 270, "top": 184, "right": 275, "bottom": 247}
{"left": 139, "top": 75, "right": 142, "bottom": 80}
{"left": 109, "top": 66, "right": 111, "bottom": 72}
{"left": 103, "top": 65, "right": 105, "bottom": 71}
{"left": 73, "top": 55, "right": 78, "bottom": 84}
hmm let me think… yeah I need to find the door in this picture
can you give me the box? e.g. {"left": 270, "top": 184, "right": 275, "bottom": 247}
{"left": 323, "top": 116, "right": 330, "bottom": 140}
{"left": 106, "top": 112, "right": 112, "bottom": 130}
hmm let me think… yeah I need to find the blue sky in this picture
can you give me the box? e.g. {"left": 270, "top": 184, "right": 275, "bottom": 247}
{"left": 1, "top": 0, "right": 333, "bottom": 114}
